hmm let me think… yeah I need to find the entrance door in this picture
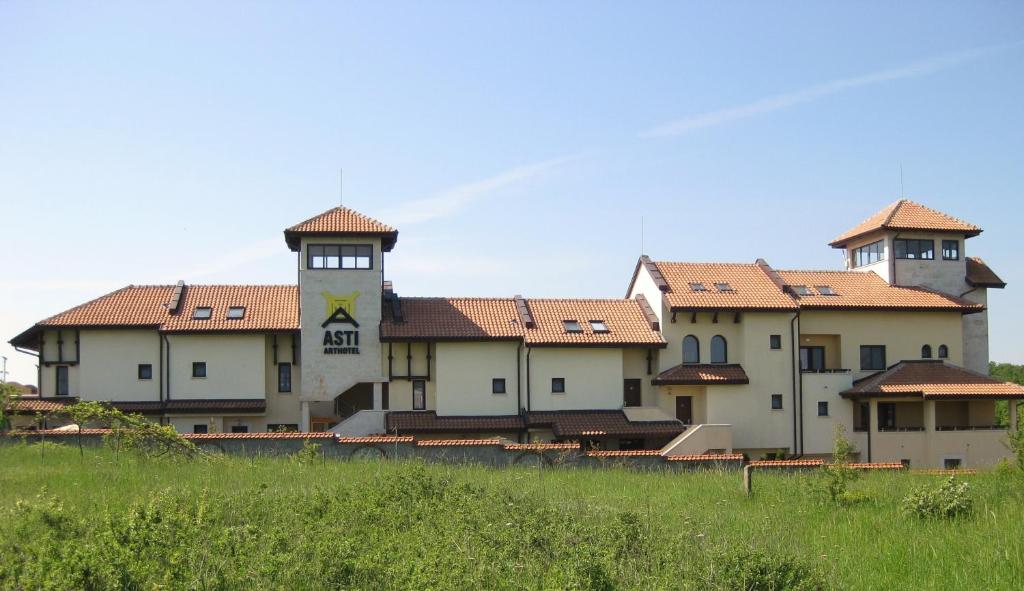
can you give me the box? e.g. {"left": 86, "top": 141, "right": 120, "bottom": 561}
{"left": 623, "top": 379, "right": 642, "bottom": 407}
{"left": 800, "top": 346, "right": 826, "bottom": 371}
{"left": 675, "top": 396, "right": 693, "bottom": 424}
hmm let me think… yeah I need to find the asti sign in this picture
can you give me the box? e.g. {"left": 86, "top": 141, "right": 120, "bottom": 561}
{"left": 321, "top": 291, "right": 360, "bottom": 354}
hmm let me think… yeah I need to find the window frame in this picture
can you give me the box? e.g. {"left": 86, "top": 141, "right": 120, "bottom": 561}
{"left": 562, "top": 320, "right": 583, "bottom": 333}
{"left": 894, "top": 238, "right": 935, "bottom": 260}
{"left": 791, "top": 285, "right": 811, "bottom": 296}
{"left": 921, "top": 345, "right": 933, "bottom": 359}
{"left": 192, "top": 424, "right": 208, "bottom": 434}
{"left": 769, "top": 334, "right": 782, "bottom": 350}
{"left": 230, "top": 425, "right": 249, "bottom": 434}
{"left": 226, "top": 306, "right": 246, "bottom": 319}
{"left": 55, "top": 365, "right": 69, "bottom": 396}
{"left": 815, "top": 285, "right": 836, "bottom": 296}
{"left": 192, "top": 361, "right": 207, "bottom": 379}
{"left": 192, "top": 307, "right": 213, "bottom": 320}
{"left": 277, "top": 363, "right": 292, "bottom": 393}
{"left": 770, "top": 394, "right": 783, "bottom": 410}
{"left": 852, "top": 240, "right": 885, "bottom": 267}
{"left": 688, "top": 282, "right": 707, "bottom": 292}
{"left": 137, "top": 363, "right": 153, "bottom": 381}
{"left": 714, "top": 282, "right": 734, "bottom": 292}
{"left": 710, "top": 335, "right": 728, "bottom": 364}
{"left": 800, "top": 346, "right": 826, "bottom": 372}
{"left": 412, "top": 379, "right": 426, "bottom": 410}
{"left": 938, "top": 344, "right": 949, "bottom": 359}
{"left": 588, "top": 320, "right": 609, "bottom": 333}
{"left": 551, "top": 377, "right": 566, "bottom": 394}
{"left": 941, "top": 239, "right": 960, "bottom": 261}
{"left": 817, "top": 401, "right": 829, "bottom": 417}
{"left": 492, "top": 378, "right": 506, "bottom": 394}
{"left": 307, "top": 244, "right": 373, "bottom": 270}
{"left": 268, "top": 423, "right": 299, "bottom": 432}
{"left": 682, "top": 335, "right": 700, "bottom": 364}
{"left": 859, "top": 345, "right": 886, "bottom": 371}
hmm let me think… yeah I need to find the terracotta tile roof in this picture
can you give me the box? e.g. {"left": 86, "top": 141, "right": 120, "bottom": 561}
{"left": 749, "top": 459, "right": 825, "bottom": 467}
{"left": 912, "top": 468, "right": 978, "bottom": 476}
{"left": 776, "top": 270, "right": 982, "bottom": 312}
{"left": 337, "top": 435, "right": 414, "bottom": 444}
{"left": 664, "top": 453, "right": 745, "bottom": 462}
{"left": 842, "top": 360, "right": 1024, "bottom": 400}
{"left": 164, "top": 399, "right": 267, "bottom": 413}
{"left": 849, "top": 462, "right": 905, "bottom": 470}
{"left": 414, "top": 438, "right": 504, "bottom": 447}
{"left": 284, "top": 206, "right": 398, "bottom": 251}
{"left": 381, "top": 297, "right": 523, "bottom": 341}
{"left": 33, "top": 285, "right": 176, "bottom": 328}
{"left": 386, "top": 411, "right": 526, "bottom": 433}
{"left": 503, "top": 442, "right": 580, "bottom": 451}
{"left": 10, "top": 428, "right": 113, "bottom": 436}
{"left": 7, "top": 397, "right": 77, "bottom": 414}
{"left": 526, "top": 410, "right": 685, "bottom": 439}
{"left": 184, "top": 432, "right": 334, "bottom": 440}
{"left": 966, "top": 257, "right": 1006, "bottom": 288}
{"left": 653, "top": 364, "right": 749, "bottom": 385}
{"left": 653, "top": 261, "right": 798, "bottom": 311}
{"left": 829, "top": 200, "right": 982, "bottom": 247}
{"left": 109, "top": 401, "right": 165, "bottom": 413}
{"left": 586, "top": 449, "right": 662, "bottom": 457}
{"left": 523, "top": 299, "right": 666, "bottom": 346}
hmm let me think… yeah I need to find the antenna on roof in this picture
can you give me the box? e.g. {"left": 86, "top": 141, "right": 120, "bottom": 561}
{"left": 640, "top": 216, "right": 645, "bottom": 256}
{"left": 339, "top": 168, "right": 344, "bottom": 207}
{"left": 899, "top": 163, "right": 905, "bottom": 199}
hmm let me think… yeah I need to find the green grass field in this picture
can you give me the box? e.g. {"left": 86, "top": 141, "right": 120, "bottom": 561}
{"left": 0, "top": 443, "right": 1021, "bottom": 590}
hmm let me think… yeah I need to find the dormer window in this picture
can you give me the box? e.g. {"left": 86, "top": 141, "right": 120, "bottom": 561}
{"left": 714, "top": 282, "right": 733, "bottom": 292}
{"left": 193, "top": 307, "right": 213, "bottom": 320}
{"left": 563, "top": 320, "right": 582, "bottom": 333}
{"left": 589, "top": 320, "right": 608, "bottom": 333}
{"left": 226, "top": 306, "right": 246, "bottom": 319}
{"left": 689, "top": 282, "right": 707, "bottom": 292}
{"left": 791, "top": 285, "right": 810, "bottom": 296}
{"left": 308, "top": 244, "right": 372, "bottom": 270}
{"left": 815, "top": 286, "right": 836, "bottom": 296}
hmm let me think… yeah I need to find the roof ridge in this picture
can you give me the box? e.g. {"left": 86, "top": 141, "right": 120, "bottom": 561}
{"left": 882, "top": 199, "right": 905, "bottom": 226}
{"left": 36, "top": 285, "right": 139, "bottom": 324}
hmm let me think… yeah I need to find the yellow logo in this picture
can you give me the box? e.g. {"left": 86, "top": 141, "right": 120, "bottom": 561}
{"left": 321, "top": 291, "right": 360, "bottom": 328}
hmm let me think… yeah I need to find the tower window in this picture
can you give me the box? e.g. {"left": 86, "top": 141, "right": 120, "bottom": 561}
{"left": 852, "top": 240, "right": 884, "bottom": 267}
{"left": 226, "top": 306, "right": 246, "bottom": 319}
{"left": 942, "top": 240, "right": 960, "bottom": 260}
{"left": 193, "top": 307, "right": 213, "bottom": 320}
{"left": 563, "top": 320, "right": 582, "bottom": 333}
{"left": 894, "top": 239, "right": 934, "bottom": 260}
{"left": 308, "top": 244, "right": 372, "bottom": 270}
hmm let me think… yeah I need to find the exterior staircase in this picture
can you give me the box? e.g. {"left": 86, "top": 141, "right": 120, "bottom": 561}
{"left": 328, "top": 410, "right": 388, "bottom": 437}
{"left": 660, "top": 424, "right": 733, "bottom": 457}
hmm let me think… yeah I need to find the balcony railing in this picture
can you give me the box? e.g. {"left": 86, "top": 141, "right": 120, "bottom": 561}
{"left": 878, "top": 426, "right": 925, "bottom": 432}
{"left": 800, "top": 368, "right": 852, "bottom": 374}
{"left": 935, "top": 425, "right": 1006, "bottom": 432}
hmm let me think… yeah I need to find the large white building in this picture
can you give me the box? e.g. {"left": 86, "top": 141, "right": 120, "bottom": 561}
{"left": 9, "top": 199, "right": 1023, "bottom": 467}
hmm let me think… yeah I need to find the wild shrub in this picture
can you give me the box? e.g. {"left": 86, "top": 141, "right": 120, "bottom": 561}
{"left": 902, "top": 476, "right": 973, "bottom": 519}
{"left": 817, "top": 425, "right": 860, "bottom": 504}
{"left": 292, "top": 439, "right": 323, "bottom": 464}
{"left": 712, "top": 549, "right": 825, "bottom": 591}
{"left": 1005, "top": 424, "right": 1024, "bottom": 471}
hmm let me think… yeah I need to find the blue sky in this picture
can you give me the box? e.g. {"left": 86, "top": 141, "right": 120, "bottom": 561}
{"left": 2, "top": 2, "right": 1022, "bottom": 384}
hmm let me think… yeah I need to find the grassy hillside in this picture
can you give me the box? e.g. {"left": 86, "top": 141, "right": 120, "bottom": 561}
{"left": 1, "top": 444, "right": 1022, "bottom": 590}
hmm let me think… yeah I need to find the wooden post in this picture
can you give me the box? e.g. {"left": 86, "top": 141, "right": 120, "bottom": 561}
{"left": 743, "top": 465, "right": 753, "bottom": 495}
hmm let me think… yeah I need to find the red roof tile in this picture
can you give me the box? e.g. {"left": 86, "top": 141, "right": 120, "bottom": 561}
{"left": 526, "top": 410, "right": 684, "bottom": 439}
{"left": 830, "top": 200, "right": 981, "bottom": 247}
{"left": 338, "top": 435, "right": 415, "bottom": 444}
{"left": 849, "top": 462, "right": 905, "bottom": 470}
{"left": 653, "top": 261, "right": 799, "bottom": 311}
{"left": 966, "top": 257, "right": 1006, "bottom": 288}
{"left": 386, "top": 412, "right": 525, "bottom": 433}
{"left": 664, "top": 453, "right": 745, "bottom": 462}
{"left": 586, "top": 449, "right": 662, "bottom": 457}
{"left": 776, "top": 270, "right": 982, "bottom": 312}
{"left": 503, "top": 442, "right": 580, "bottom": 451}
{"left": 842, "top": 360, "right": 1024, "bottom": 400}
{"left": 749, "top": 459, "right": 824, "bottom": 467}
{"left": 414, "top": 438, "right": 504, "bottom": 447}
{"left": 523, "top": 299, "right": 665, "bottom": 346}
{"left": 185, "top": 432, "right": 334, "bottom": 440}
{"left": 653, "top": 364, "right": 749, "bottom": 386}
{"left": 8, "top": 397, "right": 77, "bottom": 414}
{"left": 10, "top": 428, "right": 113, "bottom": 436}
{"left": 164, "top": 399, "right": 267, "bottom": 413}
{"left": 381, "top": 298, "right": 523, "bottom": 341}
{"left": 284, "top": 207, "right": 397, "bottom": 251}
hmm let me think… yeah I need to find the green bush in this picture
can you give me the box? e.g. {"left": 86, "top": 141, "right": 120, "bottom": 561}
{"left": 902, "top": 476, "right": 973, "bottom": 520}
{"left": 713, "top": 549, "right": 825, "bottom": 591}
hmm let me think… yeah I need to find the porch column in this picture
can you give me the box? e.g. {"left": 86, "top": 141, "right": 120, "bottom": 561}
{"left": 300, "top": 401, "right": 311, "bottom": 432}
{"left": 923, "top": 400, "right": 936, "bottom": 432}
{"left": 1010, "top": 400, "right": 1018, "bottom": 431}
{"left": 868, "top": 399, "right": 878, "bottom": 463}
{"left": 373, "top": 382, "right": 383, "bottom": 411}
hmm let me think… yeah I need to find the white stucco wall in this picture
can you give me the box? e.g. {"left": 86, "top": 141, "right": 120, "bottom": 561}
{"left": 435, "top": 341, "right": 520, "bottom": 415}
{"left": 626, "top": 262, "right": 664, "bottom": 326}
{"left": 527, "top": 347, "right": 623, "bottom": 411}
{"left": 77, "top": 329, "right": 161, "bottom": 402}
{"left": 167, "top": 334, "right": 265, "bottom": 399}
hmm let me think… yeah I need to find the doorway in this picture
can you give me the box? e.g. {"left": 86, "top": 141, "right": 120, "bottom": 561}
{"left": 623, "top": 379, "right": 642, "bottom": 407}
{"left": 675, "top": 396, "right": 693, "bottom": 424}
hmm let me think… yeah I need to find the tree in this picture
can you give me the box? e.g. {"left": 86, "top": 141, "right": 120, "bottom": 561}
{"left": 821, "top": 424, "right": 860, "bottom": 504}
{"left": 990, "top": 362, "right": 1024, "bottom": 427}
{"left": 0, "top": 382, "right": 17, "bottom": 434}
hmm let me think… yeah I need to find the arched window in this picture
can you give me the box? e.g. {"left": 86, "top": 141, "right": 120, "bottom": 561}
{"left": 938, "top": 344, "right": 949, "bottom": 359}
{"left": 921, "top": 345, "right": 933, "bottom": 359}
{"left": 683, "top": 335, "right": 700, "bottom": 364}
{"left": 711, "top": 335, "right": 728, "bottom": 364}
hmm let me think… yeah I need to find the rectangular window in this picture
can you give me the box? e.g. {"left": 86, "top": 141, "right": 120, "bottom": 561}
{"left": 942, "top": 240, "right": 959, "bottom": 260}
{"left": 790, "top": 285, "right": 811, "bottom": 296}
{"left": 551, "top": 378, "right": 565, "bottom": 393}
{"left": 192, "top": 424, "right": 208, "bottom": 434}
{"left": 278, "top": 363, "right": 292, "bottom": 393}
{"left": 562, "top": 320, "right": 582, "bottom": 333}
{"left": 817, "top": 401, "right": 829, "bottom": 417}
{"left": 859, "top": 345, "right": 886, "bottom": 370}
{"left": 771, "top": 394, "right": 783, "bottom": 410}
{"left": 852, "top": 240, "right": 884, "bottom": 267}
{"left": 894, "top": 239, "right": 935, "bottom": 260}
{"left": 588, "top": 320, "right": 608, "bottom": 333}
{"left": 192, "top": 307, "right": 213, "bottom": 320}
{"left": 412, "top": 380, "right": 426, "bottom": 410}
{"left": 192, "top": 362, "right": 207, "bottom": 378}
{"left": 138, "top": 364, "right": 153, "bottom": 380}
{"left": 815, "top": 286, "right": 836, "bottom": 296}
{"left": 688, "top": 282, "right": 707, "bottom": 292}
{"left": 800, "top": 346, "right": 826, "bottom": 372}
{"left": 856, "top": 402, "right": 870, "bottom": 432}
{"left": 878, "top": 403, "right": 896, "bottom": 430}
{"left": 55, "top": 366, "right": 69, "bottom": 396}
{"left": 714, "top": 282, "right": 733, "bottom": 292}
{"left": 769, "top": 335, "right": 782, "bottom": 350}
{"left": 230, "top": 425, "right": 249, "bottom": 433}
{"left": 226, "top": 306, "right": 246, "bottom": 319}
{"left": 492, "top": 378, "right": 506, "bottom": 394}
{"left": 943, "top": 458, "right": 962, "bottom": 470}
{"left": 268, "top": 424, "right": 299, "bottom": 432}
{"left": 308, "top": 244, "right": 373, "bottom": 270}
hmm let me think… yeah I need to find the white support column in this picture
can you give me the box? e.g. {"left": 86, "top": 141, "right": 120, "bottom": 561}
{"left": 372, "top": 382, "right": 383, "bottom": 411}
{"left": 300, "top": 401, "right": 311, "bottom": 432}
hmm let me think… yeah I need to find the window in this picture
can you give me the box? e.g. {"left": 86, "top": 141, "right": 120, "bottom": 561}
{"left": 800, "top": 346, "right": 825, "bottom": 372}
{"left": 894, "top": 239, "right": 934, "bottom": 260}
{"left": 815, "top": 286, "right": 836, "bottom": 296}
{"left": 193, "top": 307, "right": 213, "bottom": 320}
{"left": 683, "top": 335, "right": 700, "bottom": 364}
{"left": 55, "top": 366, "right": 69, "bottom": 396}
{"left": 268, "top": 424, "right": 299, "bottom": 432}
{"left": 226, "top": 306, "right": 246, "bottom": 319}
{"left": 710, "top": 335, "right": 727, "bottom": 364}
{"left": 562, "top": 320, "right": 582, "bottom": 333}
{"left": 589, "top": 320, "right": 608, "bottom": 333}
{"left": 817, "top": 401, "right": 829, "bottom": 417}
{"left": 193, "top": 424, "right": 208, "bottom": 434}
{"left": 852, "top": 240, "right": 884, "bottom": 267}
{"left": 492, "top": 378, "right": 506, "bottom": 394}
{"left": 138, "top": 364, "right": 153, "bottom": 380}
{"left": 856, "top": 402, "right": 870, "bottom": 432}
{"left": 938, "top": 344, "right": 949, "bottom": 359}
{"left": 943, "top": 458, "right": 962, "bottom": 470}
{"left": 714, "top": 282, "right": 733, "bottom": 292}
{"left": 771, "top": 394, "right": 783, "bottom": 410}
{"left": 769, "top": 334, "right": 782, "bottom": 350}
{"left": 878, "top": 403, "right": 896, "bottom": 430}
{"left": 551, "top": 378, "right": 565, "bottom": 393}
{"left": 308, "top": 244, "right": 372, "bottom": 269}
{"left": 412, "top": 380, "right": 426, "bottom": 410}
{"left": 192, "top": 362, "right": 207, "bottom": 378}
{"left": 921, "top": 345, "right": 933, "bottom": 359}
{"left": 860, "top": 345, "right": 886, "bottom": 371}
{"left": 278, "top": 363, "right": 292, "bottom": 393}
{"left": 941, "top": 240, "right": 959, "bottom": 261}
{"left": 230, "top": 425, "right": 249, "bottom": 433}
{"left": 790, "top": 285, "right": 811, "bottom": 296}
{"left": 688, "top": 282, "right": 707, "bottom": 292}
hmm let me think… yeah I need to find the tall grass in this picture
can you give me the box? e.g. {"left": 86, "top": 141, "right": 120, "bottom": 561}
{"left": 0, "top": 443, "right": 1021, "bottom": 590}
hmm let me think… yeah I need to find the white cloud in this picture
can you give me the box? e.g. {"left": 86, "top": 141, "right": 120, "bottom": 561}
{"left": 377, "top": 154, "right": 583, "bottom": 226}
{"left": 640, "top": 42, "right": 1020, "bottom": 138}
